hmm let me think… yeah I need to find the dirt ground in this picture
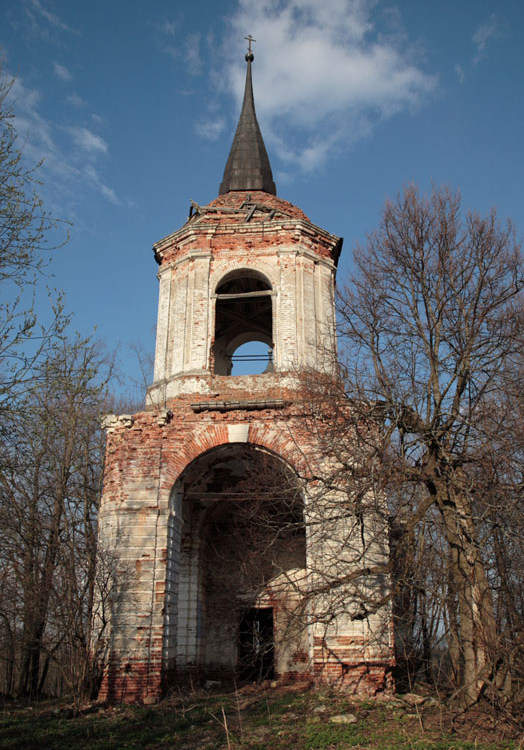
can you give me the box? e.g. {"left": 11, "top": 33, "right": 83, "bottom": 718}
{"left": 1, "top": 682, "right": 521, "bottom": 750}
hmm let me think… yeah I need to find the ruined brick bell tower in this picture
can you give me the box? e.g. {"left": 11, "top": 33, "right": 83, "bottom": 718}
{"left": 97, "top": 44, "right": 394, "bottom": 703}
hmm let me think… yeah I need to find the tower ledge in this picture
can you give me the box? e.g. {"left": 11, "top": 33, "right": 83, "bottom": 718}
{"left": 153, "top": 191, "right": 342, "bottom": 268}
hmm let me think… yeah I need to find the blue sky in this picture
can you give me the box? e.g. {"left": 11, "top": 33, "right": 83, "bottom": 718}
{"left": 1, "top": 0, "right": 523, "bottom": 397}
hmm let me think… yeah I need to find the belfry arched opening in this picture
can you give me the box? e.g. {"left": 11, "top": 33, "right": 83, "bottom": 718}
{"left": 213, "top": 270, "right": 274, "bottom": 376}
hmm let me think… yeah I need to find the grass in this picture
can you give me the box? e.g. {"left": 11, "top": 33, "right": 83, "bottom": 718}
{"left": 0, "top": 685, "right": 519, "bottom": 750}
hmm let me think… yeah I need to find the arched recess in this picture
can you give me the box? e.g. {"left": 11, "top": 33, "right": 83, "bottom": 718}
{"left": 163, "top": 443, "right": 308, "bottom": 685}
{"left": 213, "top": 269, "right": 274, "bottom": 375}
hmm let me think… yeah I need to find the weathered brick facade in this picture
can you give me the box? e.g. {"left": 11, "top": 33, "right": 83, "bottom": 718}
{"left": 96, "top": 188, "right": 395, "bottom": 703}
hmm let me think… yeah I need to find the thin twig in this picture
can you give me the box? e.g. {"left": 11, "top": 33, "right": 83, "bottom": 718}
{"left": 222, "top": 705, "right": 232, "bottom": 750}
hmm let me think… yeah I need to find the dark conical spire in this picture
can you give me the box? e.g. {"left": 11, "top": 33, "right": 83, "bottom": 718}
{"left": 219, "top": 43, "right": 276, "bottom": 196}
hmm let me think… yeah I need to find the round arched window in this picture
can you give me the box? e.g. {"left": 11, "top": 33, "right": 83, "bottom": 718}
{"left": 213, "top": 270, "right": 274, "bottom": 375}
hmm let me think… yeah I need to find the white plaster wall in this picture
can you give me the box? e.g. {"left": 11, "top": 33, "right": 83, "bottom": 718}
{"left": 95, "top": 500, "right": 169, "bottom": 662}
{"left": 171, "top": 262, "right": 189, "bottom": 376}
{"left": 153, "top": 267, "right": 172, "bottom": 383}
{"left": 176, "top": 521, "right": 205, "bottom": 666}
{"left": 303, "top": 482, "right": 393, "bottom": 665}
{"left": 163, "top": 507, "right": 182, "bottom": 670}
{"left": 277, "top": 248, "right": 298, "bottom": 369}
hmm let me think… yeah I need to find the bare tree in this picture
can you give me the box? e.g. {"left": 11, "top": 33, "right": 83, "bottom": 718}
{"left": 0, "top": 69, "right": 68, "bottom": 422}
{"left": 0, "top": 334, "right": 113, "bottom": 698}
{"left": 0, "top": 70, "right": 133, "bottom": 702}
{"left": 331, "top": 185, "right": 523, "bottom": 705}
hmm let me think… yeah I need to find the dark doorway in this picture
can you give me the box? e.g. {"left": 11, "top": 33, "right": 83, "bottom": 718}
{"left": 238, "top": 608, "right": 275, "bottom": 681}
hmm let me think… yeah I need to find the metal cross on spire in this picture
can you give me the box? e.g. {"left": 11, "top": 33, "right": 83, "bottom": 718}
{"left": 244, "top": 34, "right": 256, "bottom": 53}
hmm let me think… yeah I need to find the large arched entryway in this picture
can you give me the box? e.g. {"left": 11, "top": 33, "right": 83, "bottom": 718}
{"left": 164, "top": 443, "right": 308, "bottom": 685}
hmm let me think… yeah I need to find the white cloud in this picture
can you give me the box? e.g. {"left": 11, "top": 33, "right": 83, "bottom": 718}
{"left": 90, "top": 113, "right": 107, "bottom": 127}
{"left": 157, "top": 19, "right": 177, "bottom": 37}
{"left": 84, "top": 165, "right": 121, "bottom": 205}
{"left": 3, "top": 73, "right": 119, "bottom": 207}
{"left": 455, "top": 64, "right": 465, "bottom": 84}
{"left": 195, "top": 117, "right": 226, "bottom": 141}
{"left": 185, "top": 33, "right": 202, "bottom": 75}
{"left": 68, "top": 127, "right": 108, "bottom": 155}
{"left": 67, "top": 92, "right": 87, "bottom": 107}
{"left": 218, "top": 0, "right": 437, "bottom": 173}
{"left": 53, "top": 62, "right": 72, "bottom": 81}
{"left": 9, "top": 76, "right": 54, "bottom": 152}
{"left": 472, "top": 13, "right": 507, "bottom": 64}
{"left": 25, "top": 0, "right": 79, "bottom": 35}
{"left": 161, "top": 30, "right": 202, "bottom": 75}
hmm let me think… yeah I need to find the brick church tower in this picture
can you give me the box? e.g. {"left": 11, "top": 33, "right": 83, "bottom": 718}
{"left": 97, "top": 46, "right": 394, "bottom": 703}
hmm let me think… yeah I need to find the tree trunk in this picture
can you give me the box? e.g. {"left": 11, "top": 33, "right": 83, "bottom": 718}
{"left": 435, "top": 481, "right": 498, "bottom": 705}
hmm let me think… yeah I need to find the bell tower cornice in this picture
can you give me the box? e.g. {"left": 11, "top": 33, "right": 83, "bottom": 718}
{"left": 153, "top": 214, "right": 342, "bottom": 269}
{"left": 153, "top": 191, "right": 342, "bottom": 268}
